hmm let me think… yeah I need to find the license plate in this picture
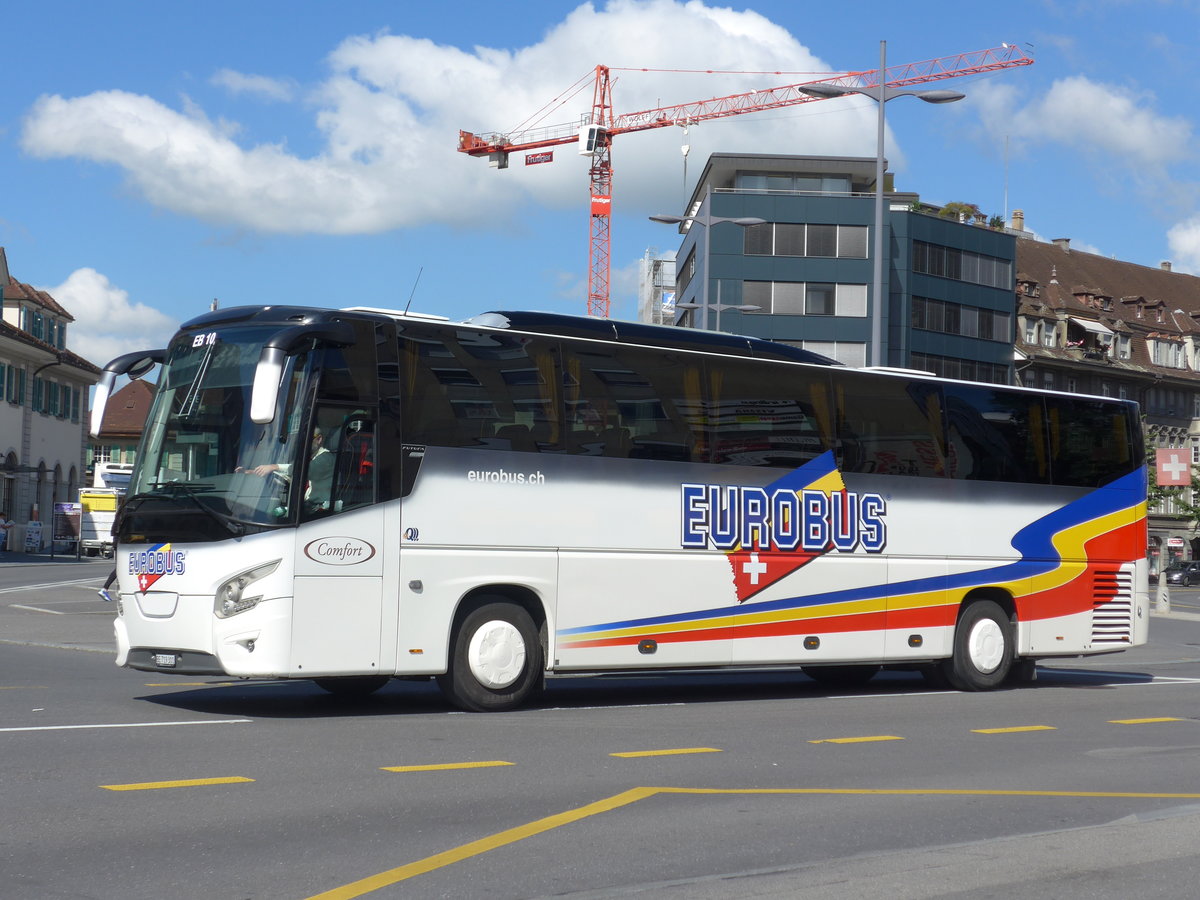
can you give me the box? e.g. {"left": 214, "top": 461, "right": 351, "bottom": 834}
{"left": 153, "top": 653, "right": 177, "bottom": 668}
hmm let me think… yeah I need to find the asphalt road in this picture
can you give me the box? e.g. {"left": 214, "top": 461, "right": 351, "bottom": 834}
{"left": 4, "top": 557, "right": 1200, "bottom": 899}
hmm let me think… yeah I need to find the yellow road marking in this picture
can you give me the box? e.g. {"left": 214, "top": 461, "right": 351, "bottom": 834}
{"left": 1109, "top": 717, "right": 1183, "bottom": 725}
{"left": 610, "top": 747, "right": 722, "bottom": 758}
{"left": 972, "top": 726, "right": 1057, "bottom": 734}
{"left": 304, "top": 787, "right": 657, "bottom": 900}
{"left": 305, "top": 785, "right": 1200, "bottom": 899}
{"left": 808, "top": 735, "right": 904, "bottom": 744}
{"left": 101, "top": 776, "right": 254, "bottom": 792}
{"left": 381, "top": 761, "right": 514, "bottom": 773}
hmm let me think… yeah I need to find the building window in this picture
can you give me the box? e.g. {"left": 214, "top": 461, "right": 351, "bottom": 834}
{"left": 743, "top": 223, "right": 867, "bottom": 259}
{"left": 1042, "top": 372, "right": 1054, "bottom": 391}
{"left": 677, "top": 247, "right": 696, "bottom": 296}
{"left": 913, "top": 240, "right": 1012, "bottom": 289}
{"left": 734, "top": 171, "right": 851, "bottom": 194}
{"left": 1118, "top": 384, "right": 1128, "bottom": 400}
{"left": 775, "top": 223, "right": 805, "bottom": 256}
{"left": 805, "top": 283, "right": 835, "bottom": 315}
{"left": 1149, "top": 338, "right": 1186, "bottom": 369}
{"left": 744, "top": 281, "right": 870, "bottom": 317}
{"left": 744, "top": 223, "right": 773, "bottom": 255}
{"left": 912, "top": 297, "right": 1009, "bottom": 343}
{"left": 1066, "top": 377, "right": 1077, "bottom": 393}
{"left": 910, "top": 353, "right": 1009, "bottom": 385}
{"left": 5, "top": 365, "right": 24, "bottom": 404}
{"left": 789, "top": 340, "right": 867, "bottom": 367}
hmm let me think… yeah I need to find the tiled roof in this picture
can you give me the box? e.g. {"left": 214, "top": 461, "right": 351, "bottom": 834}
{"left": 0, "top": 319, "right": 100, "bottom": 375}
{"left": 3, "top": 274, "right": 74, "bottom": 320}
{"left": 96, "top": 378, "right": 154, "bottom": 437}
{"left": 1015, "top": 238, "right": 1200, "bottom": 381}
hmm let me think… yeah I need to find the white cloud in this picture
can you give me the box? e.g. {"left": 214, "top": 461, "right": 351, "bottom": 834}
{"left": 19, "top": 0, "right": 875, "bottom": 236}
{"left": 210, "top": 68, "right": 296, "bottom": 102}
{"left": 974, "top": 75, "right": 1192, "bottom": 171}
{"left": 41, "top": 268, "right": 178, "bottom": 365}
{"left": 1167, "top": 217, "right": 1200, "bottom": 275}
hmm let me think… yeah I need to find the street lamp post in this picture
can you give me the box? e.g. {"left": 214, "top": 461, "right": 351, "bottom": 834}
{"left": 800, "top": 41, "right": 964, "bottom": 367}
{"left": 650, "top": 187, "right": 766, "bottom": 331}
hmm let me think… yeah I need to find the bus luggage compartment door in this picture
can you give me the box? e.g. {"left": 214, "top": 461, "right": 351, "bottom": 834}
{"left": 290, "top": 526, "right": 386, "bottom": 677}
{"left": 290, "top": 575, "right": 383, "bottom": 676}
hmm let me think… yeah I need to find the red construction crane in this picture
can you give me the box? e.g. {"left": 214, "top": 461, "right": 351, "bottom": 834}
{"left": 458, "top": 44, "right": 1033, "bottom": 318}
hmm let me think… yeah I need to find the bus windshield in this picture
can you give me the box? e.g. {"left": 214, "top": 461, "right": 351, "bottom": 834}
{"left": 128, "top": 326, "right": 314, "bottom": 533}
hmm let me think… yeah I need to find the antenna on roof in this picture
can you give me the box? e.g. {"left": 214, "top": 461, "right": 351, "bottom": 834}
{"left": 403, "top": 268, "right": 424, "bottom": 316}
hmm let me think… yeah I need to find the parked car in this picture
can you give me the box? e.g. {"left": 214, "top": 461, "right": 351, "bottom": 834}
{"left": 1163, "top": 562, "right": 1200, "bottom": 587}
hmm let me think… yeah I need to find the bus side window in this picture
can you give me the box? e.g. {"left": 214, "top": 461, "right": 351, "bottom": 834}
{"left": 835, "top": 375, "right": 947, "bottom": 477}
{"left": 1045, "top": 396, "right": 1136, "bottom": 487}
{"left": 703, "top": 358, "right": 832, "bottom": 468}
{"left": 942, "top": 385, "right": 1048, "bottom": 484}
{"left": 333, "top": 412, "right": 375, "bottom": 510}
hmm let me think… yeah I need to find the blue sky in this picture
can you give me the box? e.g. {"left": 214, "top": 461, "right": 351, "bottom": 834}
{"left": 3, "top": 0, "right": 1199, "bottom": 367}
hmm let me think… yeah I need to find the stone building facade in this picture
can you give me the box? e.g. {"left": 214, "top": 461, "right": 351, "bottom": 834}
{"left": 1012, "top": 222, "right": 1200, "bottom": 576}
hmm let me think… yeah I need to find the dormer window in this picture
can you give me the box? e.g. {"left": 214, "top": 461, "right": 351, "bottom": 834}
{"left": 1067, "top": 318, "right": 1113, "bottom": 356}
{"left": 1149, "top": 336, "right": 1186, "bottom": 369}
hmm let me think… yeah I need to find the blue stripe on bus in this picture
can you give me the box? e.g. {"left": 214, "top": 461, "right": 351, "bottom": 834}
{"left": 559, "top": 466, "right": 1145, "bottom": 638}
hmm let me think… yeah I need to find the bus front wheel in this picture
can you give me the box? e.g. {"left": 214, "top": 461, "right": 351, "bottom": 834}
{"left": 941, "top": 600, "right": 1013, "bottom": 691}
{"left": 438, "top": 601, "right": 543, "bottom": 712}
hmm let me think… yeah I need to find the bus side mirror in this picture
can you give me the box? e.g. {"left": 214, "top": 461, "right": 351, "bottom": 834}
{"left": 90, "top": 350, "right": 166, "bottom": 437}
{"left": 249, "top": 320, "right": 356, "bottom": 425}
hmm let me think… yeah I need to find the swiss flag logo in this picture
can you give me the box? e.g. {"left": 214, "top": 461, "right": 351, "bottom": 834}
{"left": 723, "top": 454, "right": 848, "bottom": 603}
{"left": 1157, "top": 448, "right": 1192, "bottom": 486}
{"left": 728, "top": 547, "right": 821, "bottom": 602}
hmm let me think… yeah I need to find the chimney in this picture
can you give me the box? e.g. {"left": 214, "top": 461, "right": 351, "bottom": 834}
{"left": 1011, "top": 209, "right": 1025, "bottom": 232}
{"left": 1161, "top": 261, "right": 1173, "bottom": 272}
{"left": 1052, "top": 238, "right": 1071, "bottom": 252}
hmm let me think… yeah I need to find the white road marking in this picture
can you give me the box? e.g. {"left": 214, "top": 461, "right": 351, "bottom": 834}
{"left": 0, "top": 578, "right": 106, "bottom": 595}
{"left": 0, "top": 719, "right": 252, "bottom": 733}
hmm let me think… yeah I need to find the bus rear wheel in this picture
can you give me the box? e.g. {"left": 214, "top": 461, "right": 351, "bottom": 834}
{"left": 313, "top": 675, "right": 390, "bottom": 697}
{"left": 941, "top": 600, "right": 1013, "bottom": 691}
{"left": 437, "top": 601, "right": 543, "bottom": 712}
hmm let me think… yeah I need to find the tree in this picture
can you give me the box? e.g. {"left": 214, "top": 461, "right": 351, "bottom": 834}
{"left": 938, "top": 201, "right": 981, "bottom": 223}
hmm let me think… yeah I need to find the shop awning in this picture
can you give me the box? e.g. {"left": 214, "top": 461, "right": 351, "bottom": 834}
{"left": 1069, "top": 317, "right": 1114, "bottom": 336}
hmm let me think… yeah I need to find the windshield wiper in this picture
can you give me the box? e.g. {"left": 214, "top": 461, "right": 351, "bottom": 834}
{"left": 125, "top": 486, "right": 247, "bottom": 536}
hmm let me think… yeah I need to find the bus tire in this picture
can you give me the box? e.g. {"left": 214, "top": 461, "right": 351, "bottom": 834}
{"left": 801, "top": 665, "right": 880, "bottom": 687}
{"left": 313, "top": 675, "right": 390, "bottom": 697}
{"left": 438, "top": 602, "right": 543, "bottom": 712}
{"left": 941, "top": 600, "right": 1013, "bottom": 691}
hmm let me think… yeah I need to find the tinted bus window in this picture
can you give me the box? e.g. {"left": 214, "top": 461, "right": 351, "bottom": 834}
{"left": 702, "top": 360, "right": 832, "bottom": 467}
{"left": 942, "top": 384, "right": 1049, "bottom": 483}
{"left": 398, "top": 329, "right": 560, "bottom": 450}
{"left": 563, "top": 344, "right": 702, "bottom": 462}
{"left": 1045, "top": 396, "right": 1138, "bottom": 487}
{"left": 835, "top": 375, "right": 947, "bottom": 477}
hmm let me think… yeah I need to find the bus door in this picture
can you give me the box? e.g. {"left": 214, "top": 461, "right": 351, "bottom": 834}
{"left": 289, "top": 375, "right": 391, "bottom": 677}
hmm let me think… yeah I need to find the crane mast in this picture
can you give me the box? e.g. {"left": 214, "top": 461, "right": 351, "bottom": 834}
{"left": 458, "top": 44, "right": 1033, "bottom": 318}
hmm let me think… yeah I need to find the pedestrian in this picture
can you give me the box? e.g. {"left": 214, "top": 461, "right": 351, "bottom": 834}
{"left": 0, "top": 510, "right": 13, "bottom": 552}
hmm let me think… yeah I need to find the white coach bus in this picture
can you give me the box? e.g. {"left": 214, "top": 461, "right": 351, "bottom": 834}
{"left": 92, "top": 306, "right": 1148, "bottom": 710}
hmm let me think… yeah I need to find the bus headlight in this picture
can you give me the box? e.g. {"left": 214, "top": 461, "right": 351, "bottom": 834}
{"left": 215, "top": 561, "right": 280, "bottom": 619}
